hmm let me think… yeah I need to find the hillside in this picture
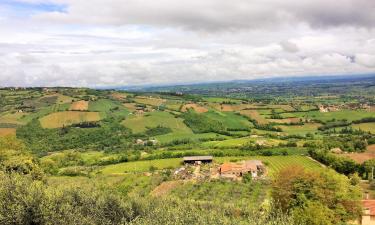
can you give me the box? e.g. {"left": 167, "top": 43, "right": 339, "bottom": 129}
{"left": 0, "top": 85, "right": 374, "bottom": 224}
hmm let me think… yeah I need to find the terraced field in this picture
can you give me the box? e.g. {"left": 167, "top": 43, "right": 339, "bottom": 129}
{"left": 100, "top": 155, "right": 323, "bottom": 176}
{"left": 39, "top": 111, "right": 101, "bottom": 128}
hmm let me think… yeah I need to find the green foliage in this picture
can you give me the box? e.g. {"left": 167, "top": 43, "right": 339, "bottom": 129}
{"left": 17, "top": 118, "right": 133, "bottom": 154}
{"left": 272, "top": 166, "right": 362, "bottom": 224}
{"left": 181, "top": 110, "right": 226, "bottom": 133}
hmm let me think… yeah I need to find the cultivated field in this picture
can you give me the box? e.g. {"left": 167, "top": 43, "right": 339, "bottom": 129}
{"left": 0, "top": 112, "right": 28, "bottom": 125}
{"left": 240, "top": 110, "right": 268, "bottom": 124}
{"left": 122, "top": 111, "right": 192, "bottom": 133}
{"left": 0, "top": 128, "right": 16, "bottom": 136}
{"left": 134, "top": 96, "right": 166, "bottom": 106}
{"left": 181, "top": 103, "right": 208, "bottom": 113}
{"left": 39, "top": 111, "right": 101, "bottom": 128}
{"left": 288, "top": 110, "right": 375, "bottom": 122}
{"left": 69, "top": 100, "right": 89, "bottom": 111}
{"left": 276, "top": 123, "right": 321, "bottom": 135}
{"left": 338, "top": 144, "right": 375, "bottom": 163}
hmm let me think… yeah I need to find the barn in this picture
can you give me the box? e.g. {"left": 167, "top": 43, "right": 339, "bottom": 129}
{"left": 183, "top": 156, "right": 213, "bottom": 164}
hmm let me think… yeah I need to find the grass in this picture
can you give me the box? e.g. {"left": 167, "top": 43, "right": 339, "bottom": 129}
{"left": 134, "top": 96, "right": 166, "bottom": 106}
{"left": 240, "top": 110, "right": 268, "bottom": 124}
{"left": 276, "top": 123, "right": 321, "bottom": 135}
{"left": 352, "top": 122, "right": 375, "bottom": 133}
{"left": 122, "top": 111, "right": 192, "bottom": 134}
{"left": 100, "top": 158, "right": 182, "bottom": 174}
{"left": 100, "top": 155, "right": 323, "bottom": 176}
{"left": 39, "top": 111, "right": 101, "bottom": 128}
{"left": 0, "top": 112, "right": 28, "bottom": 125}
{"left": 286, "top": 110, "right": 375, "bottom": 122}
{"left": 89, "top": 99, "right": 119, "bottom": 112}
{"left": 204, "top": 111, "right": 253, "bottom": 130}
{"left": 202, "top": 137, "right": 285, "bottom": 148}
{"left": 155, "top": 132, "right": 228, "bottom": 144}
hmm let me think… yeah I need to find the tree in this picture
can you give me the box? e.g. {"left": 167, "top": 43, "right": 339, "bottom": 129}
{"left": 272, "top": 166, "right": 362, "bottom": 224}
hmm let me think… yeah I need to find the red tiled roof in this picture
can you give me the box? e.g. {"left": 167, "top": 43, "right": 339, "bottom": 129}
{"left": 363, "top": 200, "right": 375, "bottom": 216}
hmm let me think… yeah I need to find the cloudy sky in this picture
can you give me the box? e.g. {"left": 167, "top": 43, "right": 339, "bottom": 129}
{"left": 0, "top": 0, "right": 375, "bottom": 87}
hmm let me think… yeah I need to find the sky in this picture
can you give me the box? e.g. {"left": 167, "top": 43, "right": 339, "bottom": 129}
{"left": 0, "top": 0, "right": 375, "bottom": 87}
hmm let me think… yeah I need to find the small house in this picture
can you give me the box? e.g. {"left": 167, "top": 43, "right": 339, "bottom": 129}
{"left": 362, "top": 200, "right": 375, "bottom": 225}
{"left": 219, "top": 160, "right": 264, "bottom": 179}
{"left": 183, "top": 156, "right": 213, "bottom": 164}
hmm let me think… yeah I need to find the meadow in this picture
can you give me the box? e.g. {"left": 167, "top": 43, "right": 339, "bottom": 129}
{"left": 286, "top": 110, "right": 375, "bottom": 122}
{"left": 352, "top": 122, "right": 375, "bottom": 133}
{"left": 122, "top": 111, "right": 192, "bottom": 133}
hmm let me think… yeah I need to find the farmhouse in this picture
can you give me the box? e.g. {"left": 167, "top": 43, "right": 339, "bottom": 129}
{"left": 219, "top": 160, "right": 264, "bottom": 179}
{"left": 183, "top": 156, "right": 213, "bottom": 164}
{"left": 362, "top": 200, "right": 375, "bottom": 225}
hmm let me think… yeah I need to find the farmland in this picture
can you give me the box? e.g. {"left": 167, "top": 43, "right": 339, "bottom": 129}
{"left": 0, "top": 82, "right": 374, "bottom": 225}
{"left": 287, "top": 110, "right": 375, "bottom": 122}
{"left": 69, "top": 100, "right": 89, "bottom": 111}
{"left": 100, "top": 155, "right": 322, "bottom": 176}
{"left": 122, "top": 111, "right": 191, "bottom": 133}
{"left": 39, "top": 111, "right": 101, "bottom": 128}
{"left": 0, "top": 128, "right": 16, "bottom": 136}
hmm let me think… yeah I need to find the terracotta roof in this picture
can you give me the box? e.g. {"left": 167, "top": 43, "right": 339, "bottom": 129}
{"left": 220, "top": 163, "right": 233, "bottom": 173}
{"left": 363, "top": 200, "right": 375, "bottom": 216}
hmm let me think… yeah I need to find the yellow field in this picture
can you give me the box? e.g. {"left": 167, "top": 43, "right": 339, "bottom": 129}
{"left": 181, "top": 103, "right": 208, "bottom": 113}
{"left": 39, "top": 111, "right": 101, "bottom": 128}
{"left": 267, "top": 118, "right": 301, "bottom": 124}
{"left": 0, "top": 128, "right": 16, "bottom": 136}
{"left": 240, "top": 110, "right": 268, "bottom": 124}
{"left": 69, "top": 100, "right": 89, "bottom": 111}
{"left": 123, "top": 103, "right": 138, "bottom": 111}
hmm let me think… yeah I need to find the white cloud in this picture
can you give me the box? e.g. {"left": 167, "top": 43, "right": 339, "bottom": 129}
{"left": 0, "top": 0, "right": 374, "bottom": 87}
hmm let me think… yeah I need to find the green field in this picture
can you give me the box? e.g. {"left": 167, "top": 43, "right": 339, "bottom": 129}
{"left": 276, "top": 123, "right": 321, "bottom": 135}
{"left": 202, "top": 136, "right": 285, "bottom": 148}
{"left": 203, "top": 111, "right": 253, "bottom": 130}
{"left": 155, "top": 132, "right": 228, "bottom": 144}
{"left": 100, "top": 155, "right": 322, "bottom": 176}
{"left": 286, "top": 110, "right": 374, "bottom": 122}
{"left": 352, "top": 122, "right": 375, "bottom": 133}
{"left": 122, "top": 111, "right": 191, "bottom": 134}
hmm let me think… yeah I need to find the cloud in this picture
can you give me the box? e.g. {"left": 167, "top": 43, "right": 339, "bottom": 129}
{"left": 30, "top": 0, "right": 375, "bottom": 31}
{"left": 0, "top": 0, "right": 374, "bottom": 87}
{"left": 280, "top": 41, "right": 299, "bottom": 53}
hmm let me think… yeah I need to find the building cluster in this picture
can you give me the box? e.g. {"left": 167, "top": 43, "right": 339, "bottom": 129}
{"left": 219, "top": 160, "right": 265, "bottom": 179}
